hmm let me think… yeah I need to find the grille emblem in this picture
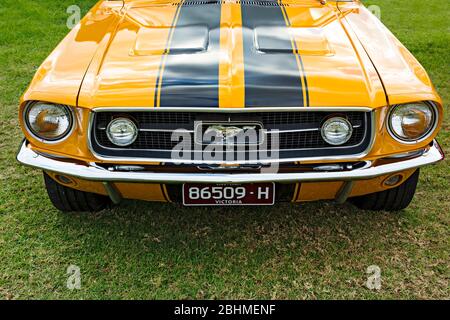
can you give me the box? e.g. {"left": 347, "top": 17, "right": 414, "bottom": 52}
{"left": 205, "top": 125, "right": 255, "bottom": 144}
{"left": 196, "top": 122, "right": 264, "bottom": 146}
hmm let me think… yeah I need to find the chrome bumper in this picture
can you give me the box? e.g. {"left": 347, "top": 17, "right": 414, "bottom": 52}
{"left": 16, "top": 141, "right": 444, "bottom": 184}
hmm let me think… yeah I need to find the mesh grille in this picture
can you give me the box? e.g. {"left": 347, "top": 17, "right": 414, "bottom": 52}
{"left": 92, "top": 111, "right": 370, "bottom": 159}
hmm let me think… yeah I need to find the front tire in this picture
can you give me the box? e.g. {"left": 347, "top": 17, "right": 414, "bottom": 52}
{"left": 43, "top": 173, "right": 110, "bottom": 213}
{"left": 350, "top": 169, "right": 420, "bottom": 212}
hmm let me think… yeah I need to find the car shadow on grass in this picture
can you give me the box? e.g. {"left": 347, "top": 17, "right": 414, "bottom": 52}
{"left": 57, "top": 199, "right": 404, "bottom": 252}
{"left": 55, "top": 199, "right": 407, "bottom": 260}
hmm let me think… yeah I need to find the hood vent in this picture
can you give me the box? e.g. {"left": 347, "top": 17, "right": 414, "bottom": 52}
{"left": 175, "top": 1, "right": 289, "bottom": 7}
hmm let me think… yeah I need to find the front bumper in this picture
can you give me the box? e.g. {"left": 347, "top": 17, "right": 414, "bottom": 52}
{"left": 17, "top": 140, "right": 444, "bottom": 184}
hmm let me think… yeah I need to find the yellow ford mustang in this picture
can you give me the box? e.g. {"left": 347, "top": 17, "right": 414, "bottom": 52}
{"left": 17, "top": 0, "right": 444, "bottom": 212}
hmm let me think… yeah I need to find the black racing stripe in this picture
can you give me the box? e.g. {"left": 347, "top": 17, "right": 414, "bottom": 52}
{"left": 158, "top": 1, "right": 222, "bottom": 108}
{"left": 241, "top": 0, "right": 305, "bottom": 107}
{"left": 160, "top": 185, "right": 171, "bottom": 202}
{"left": 154, "top": 2, "right": 183, "bottom": 106}
{"left": 293, "top": 183, "right": 301, "bottom": 202}
{"left": 279, "top": 3, "right": 310, "bottom": 106}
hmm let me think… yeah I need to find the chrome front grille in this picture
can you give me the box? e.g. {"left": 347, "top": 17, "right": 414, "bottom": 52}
{"left": 90, "top": 110, "right": 372, "bottom": 162}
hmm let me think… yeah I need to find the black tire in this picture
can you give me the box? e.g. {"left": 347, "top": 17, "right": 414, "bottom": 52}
{"left": 43, "top": 173, "right": 110, "bottom": 213}
{"left": 350, "top": 169, "right": 420, "bottom": 212}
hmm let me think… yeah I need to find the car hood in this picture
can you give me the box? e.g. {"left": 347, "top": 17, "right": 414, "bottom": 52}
{"left": 76, "top": 1, "right": 387, "bottom": 109}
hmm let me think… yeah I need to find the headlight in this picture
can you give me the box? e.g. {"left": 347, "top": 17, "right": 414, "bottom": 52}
{"left": 25, "top": 102, "right": 74, "bottom": 141}
{"left": 106, "top": 118, "right": 138, "bottom": 147}
{"left": 388, "top": 102, "right": 437, "bottom": 143}
{"left": 321, "top": 117, "right": 353, "bottom": 146}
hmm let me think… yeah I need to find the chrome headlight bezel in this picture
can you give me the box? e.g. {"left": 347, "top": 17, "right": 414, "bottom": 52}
{"left": 24, "top": 102, "right": 75, "bottom": 143}
{"left": 387, "top": 102, "right": 438, "bottom": 144}
{"left": 320, "top": 116, "right": 354, "bottom": 146}
{"left": 106, "top": 117, "right": 139, "bottom": 147}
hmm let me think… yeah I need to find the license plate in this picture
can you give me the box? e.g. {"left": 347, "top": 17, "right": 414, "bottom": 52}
{"left": 182, "top": 183, "right": 275, "bottom": 206}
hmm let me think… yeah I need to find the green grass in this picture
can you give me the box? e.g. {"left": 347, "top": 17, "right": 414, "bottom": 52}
{"left": 0, "top": 0, "right": 449, "bottom": 299}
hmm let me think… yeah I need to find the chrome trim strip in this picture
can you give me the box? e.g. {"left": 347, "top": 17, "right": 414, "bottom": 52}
{"left": 140, "top": 129, "right": 195, "bottom": 133}
{"left": 265, "top": 124, "right": 361, "bottom": 134}
{"left": 384, "top": 149, "right": 426, "bottom": 159}
{"left": 98, "top": 117, "right": 362, "bottom": 136}
{"left": 87, "top": 108, "right": 377, "bottom": 164}
{"left": 17, "top": 141, "right": 444, "bottom": 184}
{"left": 98, "top": 127, "right": 196, "bottom": 133}
{"left": 35, "top": 150, "right": 72, "bottom": 160}
{"left": 101, "top": 126, "right": 362, "bottom": 134}
{"left": 91, "top": 107, "right": 374, "bottom": 113}
{"left": 266, "top": 128, "right": 318, "bottom": 134}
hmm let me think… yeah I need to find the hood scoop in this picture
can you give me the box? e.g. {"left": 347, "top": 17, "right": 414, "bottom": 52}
{"left": 128, "top": 0, "right": 333, "bottom": 57}
{"left": 132, "top": 24, "right": 209, "bottom": 56}
{"left": 255, "top": 26, "right": 333, "bottom": 56}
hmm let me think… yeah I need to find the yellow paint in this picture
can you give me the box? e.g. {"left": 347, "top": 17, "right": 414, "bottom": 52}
{"left": 46, "top": 167, "right": 417, "bottom": 204}
{"left": 297, "top": 181, "right": 343, "bottom": 202}
{"left": 115, "top": 182, "right": 167, "bottom": 201}
{"left": 19, "top": 0, "right": 443, "bottom": 202}
{"left": 295, "top": 169, "right": 417, "bottom": 202}
{"left": 219, "top": 1, "right": 245, "bottom": 108}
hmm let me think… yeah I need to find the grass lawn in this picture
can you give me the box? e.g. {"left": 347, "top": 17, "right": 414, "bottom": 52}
{"left": 0, "top": 0, "right": 448, "bottom": 299}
